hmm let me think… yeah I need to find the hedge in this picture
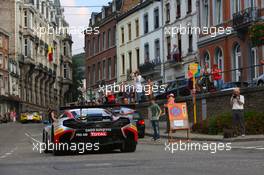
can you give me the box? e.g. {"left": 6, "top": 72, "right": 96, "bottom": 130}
{"left": 192, "top": 111, "right": 264, "bottom": 135}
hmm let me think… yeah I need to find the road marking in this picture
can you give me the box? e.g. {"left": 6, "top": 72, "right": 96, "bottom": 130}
{"left": 25, "top": 132, "right": 42, "bottom": 143}
{"left": 0, "top": 147, "right": 17, "bottom": 159}
{"left": 232, "top": 146, "right": 264, "bottom": 150}
{"left": 84, "top": 163, "right": 112, "bottom": 167}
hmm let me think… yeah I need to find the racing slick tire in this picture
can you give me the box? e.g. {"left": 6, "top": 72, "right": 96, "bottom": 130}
{"left": 120, "top": 135, "right": 137, "bottom": 153}
{"left": 42, "top": 130, "right": 49, "bottom": 153}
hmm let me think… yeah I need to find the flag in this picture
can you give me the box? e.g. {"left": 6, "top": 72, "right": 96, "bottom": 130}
{"left": 48, "top": 46, "right": 53, "bottom": 62}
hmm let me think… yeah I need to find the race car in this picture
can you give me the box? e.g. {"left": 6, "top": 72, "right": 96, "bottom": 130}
{"left": 42, "top": 107, "right": 138, "bottom": 155}
{"left": 20, "top": 112, "right": 42, "bottom": 123}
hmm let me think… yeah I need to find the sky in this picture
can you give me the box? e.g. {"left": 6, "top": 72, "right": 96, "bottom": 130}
{"left": 60, "top": 0, "right": 111, "bottom": 55}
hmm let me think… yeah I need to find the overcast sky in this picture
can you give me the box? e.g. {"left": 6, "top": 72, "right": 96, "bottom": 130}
{"left": 61, "top": 0, "right": 111, "bottom": 55}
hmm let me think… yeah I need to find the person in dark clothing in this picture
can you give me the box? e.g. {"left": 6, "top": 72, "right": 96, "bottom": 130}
{"left": 48, "top": 108, "right": 57, "bottom": 124}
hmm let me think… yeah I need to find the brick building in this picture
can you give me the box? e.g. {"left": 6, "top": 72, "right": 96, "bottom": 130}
{"left": 198, "top": 0, "right": 264, "bottom": 84}
{"left": 85, "top": 0, "right": 122, "bottom": 100}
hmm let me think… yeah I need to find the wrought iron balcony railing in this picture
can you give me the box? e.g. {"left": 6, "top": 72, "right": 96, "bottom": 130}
{"left": 233, "top": 7, "right": 260, "bottom": 29}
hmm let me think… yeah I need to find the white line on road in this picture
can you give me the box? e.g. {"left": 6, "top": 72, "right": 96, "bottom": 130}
{"left": 0, "top": 147, "right": 17, "bottom": 159}
{"left": 232, "top": 146, "right": 264, "bottom": 150}
{"left": 25, "top": 132, "right": 42, "bottom": 143}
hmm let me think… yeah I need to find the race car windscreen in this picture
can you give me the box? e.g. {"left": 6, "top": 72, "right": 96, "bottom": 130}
{"left": 70, "top": 108, "right": 113, "bottom": 121}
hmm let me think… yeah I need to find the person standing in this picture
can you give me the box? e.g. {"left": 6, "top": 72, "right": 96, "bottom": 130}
{"left": 148, "top": 98, "right": 162, "bottom": 141}
{"left": 164, "top": 94, "right": 175, "bottom": 133}
{"left": 230, "top": 88, "right": 245, "bottom": 137}
{"left": 134, "top": 71, "right": 143, "bottom": 103}
{"left": 212, "top": 64, "right": 222, "bottom": 90}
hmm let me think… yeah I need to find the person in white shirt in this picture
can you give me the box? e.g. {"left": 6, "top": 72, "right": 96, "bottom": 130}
{"left": 134, "top": 71, "right": 143, "bottom": 103}
{"left": 230, "top": 88, "right": 245, "bottom": 136}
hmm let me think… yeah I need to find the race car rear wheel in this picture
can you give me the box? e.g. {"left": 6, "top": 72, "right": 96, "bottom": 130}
{"left": 120, "top": 135, "right": 137, "bottom": 153}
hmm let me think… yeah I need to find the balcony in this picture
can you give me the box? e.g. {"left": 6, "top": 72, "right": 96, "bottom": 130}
{"left": 138, "top": 59, "right": 161, "bottom": 78}
{"left": 233, "top": 7, "right": 260, "bottom": 30}
{"left": 166, "top": 54, "right": 183, "bottom": 68}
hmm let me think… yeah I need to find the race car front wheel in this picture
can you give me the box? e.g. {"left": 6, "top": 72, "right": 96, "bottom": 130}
{"left": 120, "top": 135, "right": 137, "bottom": 153}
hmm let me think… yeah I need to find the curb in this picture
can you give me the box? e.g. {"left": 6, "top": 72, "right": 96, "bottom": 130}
{"left": 145, "top": 132, "right": 264, "bottom": 142}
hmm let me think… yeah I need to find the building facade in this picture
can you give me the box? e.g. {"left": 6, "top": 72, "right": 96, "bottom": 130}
{"left": 85, "top": 0, "right": 122, "bottom": 100}
{"left": 198, "top": 0, "right": 264, "bottom": 83}
{"left": 0, "top": 28, "right": 12, "bottom": 115}
{"left": 163, "top": 0, "right": 199, "bottom": 82}
{"left": 116, "top": 0, "right": 165, "bottom": 84}
{"left": 0, "top": 0, "right": 73, "bottom": 113}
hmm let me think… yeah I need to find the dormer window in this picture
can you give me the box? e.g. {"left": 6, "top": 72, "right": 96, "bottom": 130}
{"left": 102, "top": 7, "right": 105, "bottom": 19}
{"left": 112, "top": 0, "right": 116, "bottom": 12}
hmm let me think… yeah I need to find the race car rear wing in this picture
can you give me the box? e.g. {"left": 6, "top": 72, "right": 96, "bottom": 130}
{"left": 59, "top": 103, "right": 137, "bottom": 111}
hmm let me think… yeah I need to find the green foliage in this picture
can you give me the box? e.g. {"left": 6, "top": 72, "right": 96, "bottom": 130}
{"left": 192, "top": 111, "right": 264, "bottom": 135}
{"left": 69, "top": 53, "right": 85, "bottom": 102}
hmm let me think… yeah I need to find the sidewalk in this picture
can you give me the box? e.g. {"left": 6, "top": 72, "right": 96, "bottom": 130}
{"left": 145, "top": 120, "right": 264, "bottom": 142}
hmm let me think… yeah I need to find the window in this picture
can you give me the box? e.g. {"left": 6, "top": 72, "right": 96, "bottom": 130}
{"left": 251, "top": 48, "right": 258, "bottom": 79}
{"left": 177, "top": 33, "right": 182, "bottom": 56}
{"left": 176, "top": 0, "right": 181, "bottom": 18}
{"left": 41, "top": 2, "right": 44, "bottom": 14}
{"left": 97, "top": 34, "right": 100, "bottom": 52}
{"left": 103, "top": 60, "right": 106, "bottom": 79}
{"left": 36, "top": 0, "right": 39, "bottom": 9}
{"left": 98, "top": 62, "right": 101, "bottom": 80}
{"left": 108, "top": 58, "right": 112, "bottom": 80}
{"left": 203, "top": 52, "right": 211, "bottom": 68}
{"left": 135, "top": 19, "right": 139, "bottom": 37}
{"left": 144, "top": 43, "right": 149, "bottom": 62}
{"left": 113, "top": 27, "right": 116, "bottom": 45}
{"left": 122, "top": 55, "right": 125, "bottom": 75}
{"left": 0, "top": 53, "right": 3, "bottom": 68}
{"left": 201, "top": 0, "right": 209, "bottom": 26}
{"left": 63, "top": 42, "right": 67, "bottom": 56}
{"left": 215, "top": 48, "right": 224, "bottom": 79}
{"left": 24, "top": 11, "right": 27, "bottom": 27}
{"left": 0, "top": 36, "right": 2, "bottom": 48}
{"left": 231, "top": 0, "right": 241, "bottom": 15}
{"left": 233, "top": 44, "right": 241, "bottom": 81}
{"left": 108, "top": 28, "right": 111, "bottom": 48}
{"left": 114, "top": 56, "right": 117, "bottom": 77}
{"left": 92, "top": 64, "right": 96, "bottom": 84}
{"left": 136, "top": 48, "right": 140, "bottom": 68}
{"left": 166, "top": 36, "right": 171, "bottom": 60}
{"left": 154, "top": 39, "right": 160, "bottom": 63}
{"left": 128, "top": 23, "right": 131, "bottom": 41}
{"left": 64, "top": 64, "right": 68, "bottom": 79}
{"left": 187, "top": 0, "right": 192, "bottom": 14}
{"left": 188, "top": 28, "right": 193, "bottom": 53}
{"left": 93, "top": 37, "right": 96, "bottom": 54}
{"left": 215, "top": 0, "right": 223, "bottom": 25}
{"left": 128, "top": 52, "right": 132, "bottom": 72}
{"left": 121, "top": 27, "right": 124, "bottom": 44}
{"left": 154, "top": 8, "right": 159, "bottom": 29}
{"left": 144, "top": 14, "right": 149, "bottom": 34}
{"left": 102, "top": 32, "right": 106, "bottom": 50}
{"left": 24, "top": 38, "right": 28, "bottom": 56}
{"left": 166, "top": 3, "right": 170, "bottom": 23}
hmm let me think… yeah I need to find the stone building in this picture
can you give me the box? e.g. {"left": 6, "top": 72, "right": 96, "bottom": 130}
{"left": 0, "top": 0, "right": 73, "bottom": 113}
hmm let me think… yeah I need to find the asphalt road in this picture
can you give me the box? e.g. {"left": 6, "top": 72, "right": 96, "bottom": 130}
{"left": 0, "top": 123, "right": 263, "bottom": 175}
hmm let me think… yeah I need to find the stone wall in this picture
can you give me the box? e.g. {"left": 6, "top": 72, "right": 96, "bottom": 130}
{"left": 135, "top": 87, "right": 264, "bottom": 124}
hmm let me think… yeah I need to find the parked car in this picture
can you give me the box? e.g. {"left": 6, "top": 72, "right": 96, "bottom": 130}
{"left": 221, "top": 81, "right": 249, "bottom": 91}
{"left": 257, "top": 74, "right": 264, "bottom": 86}
{"left": 111, "top": 107, "right": 145, "bottom": 138}
{"left": 155, "top": 79, "right": 190, "bottom": 99}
